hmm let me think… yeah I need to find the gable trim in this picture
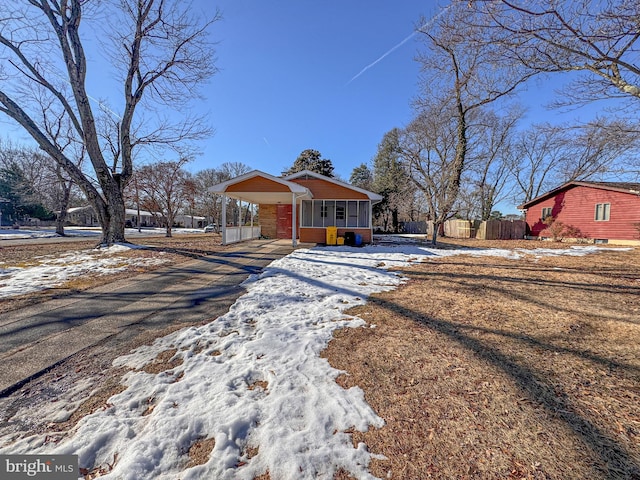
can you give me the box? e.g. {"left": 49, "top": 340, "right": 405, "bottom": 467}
{"left": 284, "top": 169, "right": 383, "bottom": 202}
{"left": 518, "top": 181, "right": 640, "bottom": 210}
{"left": 208, "top": 170, "right": 310, "bottom": 195}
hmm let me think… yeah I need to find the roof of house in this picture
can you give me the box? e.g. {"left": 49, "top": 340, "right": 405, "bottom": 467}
{"left": 208, "top": 169, "right": 383, "bottom": 204}
{"left": 283, "top": 169, "right": 383, "bottom": 202}
{"left": 207, "top": 170, "right": 312, "bottom": 204}
{"left": 518, "top": 181, "right": 640, "bottom": 209}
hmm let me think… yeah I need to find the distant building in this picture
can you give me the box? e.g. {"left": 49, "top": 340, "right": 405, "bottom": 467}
{"left": 64, "top": 206, "right": 160, "bottom": 227}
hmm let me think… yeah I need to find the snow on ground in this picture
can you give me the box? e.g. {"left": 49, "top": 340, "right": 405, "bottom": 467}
{"left": 0, "top": 243, "right": 170, "bottom": 298}
{"left": 0, "top": 243, "right": 622, "bottom": 479}
{"left": 0, "top": 226, "right": 205, "bottom": 240}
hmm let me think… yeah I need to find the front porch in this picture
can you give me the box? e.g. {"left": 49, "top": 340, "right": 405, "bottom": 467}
{"left": 208, "top": 169, "right": 382, "bottom": 247}
{"left": 208, "top": 170, "right": 312, "bottom": 247}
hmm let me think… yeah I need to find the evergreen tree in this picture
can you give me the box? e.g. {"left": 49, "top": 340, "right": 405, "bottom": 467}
{"left": 349, "top": 163, "right": 373, "bottom": 190}
{"left": 372, "top": 129, "right": 410, "bottom": 232}
{"left": 282, "top": 149, "right": 334, "bottom": 177}
{"left": 0, "top": 161, "right": 54, "bottom": 223}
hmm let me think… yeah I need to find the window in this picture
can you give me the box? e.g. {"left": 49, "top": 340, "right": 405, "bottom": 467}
{"left": 300, "top": 200, "right": 371, "bottom": 228}
{"left": 358, "top": 201, "right": 369, "bottom": 227}
{"left": 347, "top": 201, "right": 358, "bottom": 227}
{"left": 312, "top": 201, "right": 323, "bottom": 227}
{"left": 595, "top": 203, "right": 610, "bottom": 221}
{"left": 335, "top": 201, "right": 346, "bottom": 227}
{"left": 541, "top": 207, "right": 552, "bottom": 219}
{"left": 301, "top": 200, "right": 312, "bottom": 227}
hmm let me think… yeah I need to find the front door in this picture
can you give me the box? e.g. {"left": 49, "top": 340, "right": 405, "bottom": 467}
{"left": 276, "top": 204, "right": 292, "bottom": 239}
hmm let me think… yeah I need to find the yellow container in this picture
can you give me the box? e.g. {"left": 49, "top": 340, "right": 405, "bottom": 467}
{"left": 337, "top": 237, "right": 345, "bottom": 246}
{"left": 326, "top": 226, "right": 338, "bottom": 245}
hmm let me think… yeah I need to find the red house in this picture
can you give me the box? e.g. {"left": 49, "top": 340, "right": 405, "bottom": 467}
{"left": 518, "top": 181, "right": 640, "bottom": 245}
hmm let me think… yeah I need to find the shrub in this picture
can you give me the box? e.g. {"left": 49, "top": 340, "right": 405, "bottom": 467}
{"left": 540, "top": 217, "right": 589, "bottom": 243}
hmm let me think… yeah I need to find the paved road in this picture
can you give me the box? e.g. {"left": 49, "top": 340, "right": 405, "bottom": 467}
{"left": 0, "top": 239, "right": 298, "bottom": 395}
{"left": 0, "top": 229, "right": 189, "bottom": 246}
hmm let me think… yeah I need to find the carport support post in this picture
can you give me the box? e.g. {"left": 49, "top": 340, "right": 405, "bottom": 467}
{"left": 291, "top": 192, "right": 297, "bottom": 247}
{"left": 221, "top": 194, "right": 227, "bottom": 245}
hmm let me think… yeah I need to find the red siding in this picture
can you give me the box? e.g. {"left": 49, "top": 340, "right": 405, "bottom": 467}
{"left": 524, "top": 185, "right": 640, "bottom": 240}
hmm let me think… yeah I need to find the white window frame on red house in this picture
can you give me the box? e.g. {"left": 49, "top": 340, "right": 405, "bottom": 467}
{"left": 541, "top": 207, "right": 552, "bottom": 219}
{"left": 594, "top": 203, "right": 610, "bottom": 221}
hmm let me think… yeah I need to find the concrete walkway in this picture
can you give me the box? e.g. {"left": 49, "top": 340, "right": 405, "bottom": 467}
{"left": 0, "top": 239, "right": 300, "bottom": 395}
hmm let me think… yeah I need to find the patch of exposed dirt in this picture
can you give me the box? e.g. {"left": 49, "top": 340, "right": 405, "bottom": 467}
{"left": 140, "top": 348, "right": 183, "bottom": 374}
{"left": 186, "top": 437, "right": 216, "bottom": 468}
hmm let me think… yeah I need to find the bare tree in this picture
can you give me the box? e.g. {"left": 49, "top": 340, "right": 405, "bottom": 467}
{"left": 467, "top": 0, "right": 640, "bottom": 107}
{"left": 468, "top": 109, "right": 522, "bottom": 220}
{"left": 558, "top": 118, "right": 640, "bottom": 181}
{"left": 408, "top": 4, "right": 535, "bottom": 244}
{"left": 38, "top": 99, "right": 87, "bottom": 235}
{"left": 400, "top": 104, "right": 459, "bottom": 243}
{"left": 136, "top": 158, "right": 190, "bottom": 237}
{"left": 511, "top": 119, "right": 640, "bottom": 204}
{"left": 510, "top": 124, "right": 566, "bottom": 204}
{"left": 218, "top": 162, "right": 251, "bottom": 225}
{"left": 193, "top": 168, "right": 224, "bottom": 226}
{"left": 0, "top": 139, "right": 85, "bottom": 230}
{"left": 0, "top": 0, "right": 218, "bottom": 244}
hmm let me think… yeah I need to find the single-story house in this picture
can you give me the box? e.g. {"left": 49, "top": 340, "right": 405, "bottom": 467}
{"left": 66, "top": 206, "right": 99, "bottom": 226}
{"left": 208, "top": 169, "right": 383, "bottom": 246}
{"left": 518, "top": 181, "right": 640, "bottom": 245}
{"left": 65, "top": 206, "right": 159, "bottom": 227}
{"left": 174, "top": 214, "right": 206, "bottom": 229}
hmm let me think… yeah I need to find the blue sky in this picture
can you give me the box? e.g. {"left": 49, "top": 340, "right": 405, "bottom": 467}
{"left": 3, "top": 1, "right": 616, "bottom": 212}
{"left": 195, "top": 1, "right": 602, "bottom": 181}
{"left": 197, "top": 0, "right": 439, "bottom": 179}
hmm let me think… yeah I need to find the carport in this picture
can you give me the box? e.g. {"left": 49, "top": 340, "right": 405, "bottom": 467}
{"left": 208, "top": 170, "right": 312, "bottom": 247}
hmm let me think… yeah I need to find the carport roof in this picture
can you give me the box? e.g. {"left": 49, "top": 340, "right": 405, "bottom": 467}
{"left": 207, "top": 170, "right": 312, "bottom": 204}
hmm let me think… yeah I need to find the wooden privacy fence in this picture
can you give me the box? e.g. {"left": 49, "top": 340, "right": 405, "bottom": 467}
{"left": 441, "top": 219, "right": 527, "bottom": 240}
{"left": 444, "top": 219, "right": 474, "bottom": 238}
{"left": 477, "top": 219, "right": 527, "bottom": 240}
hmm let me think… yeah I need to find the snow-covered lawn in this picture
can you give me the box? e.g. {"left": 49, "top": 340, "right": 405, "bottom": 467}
{"left": 0, "top": 226, "right": 205, "bottom": 240}
{"left": 0, "top": 243, "right": 620, "bottom": 479}
{"left": 0, "top": 244, "right": 170, "bottom": 299}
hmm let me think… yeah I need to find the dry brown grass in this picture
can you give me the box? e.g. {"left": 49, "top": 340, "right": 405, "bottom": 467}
{"left": 186, "top": 437, "right": 216, "bottom": 468}
{"left": 325, "top": 241, "right": 640, "bottom": 480}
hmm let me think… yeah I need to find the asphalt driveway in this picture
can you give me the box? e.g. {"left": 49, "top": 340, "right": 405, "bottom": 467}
{"left": 0, "top": 239, "right": 298, "bottom": 395}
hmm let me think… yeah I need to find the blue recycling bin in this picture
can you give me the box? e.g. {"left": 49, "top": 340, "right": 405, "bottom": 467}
{"left": 355, "top": 233, "right": 362, "bottom": 246}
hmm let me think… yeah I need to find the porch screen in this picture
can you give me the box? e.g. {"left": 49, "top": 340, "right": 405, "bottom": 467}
{"left": 301, "top": 200, "right": 370, "bottom": 228}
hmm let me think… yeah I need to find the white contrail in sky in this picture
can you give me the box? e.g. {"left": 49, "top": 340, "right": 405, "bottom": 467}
{"left": 346, "top": 2, "right": 454, "bottom": 86}
{"left": 346, "top": 31, "right": 417, "bottom": 86}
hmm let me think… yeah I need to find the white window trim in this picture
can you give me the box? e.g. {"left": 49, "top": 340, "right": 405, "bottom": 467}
{"left": 301, "top": 199, "right": 371, "bottom": 228}
{"left": 594, "top": 203, "right": 610, "bottom": 222}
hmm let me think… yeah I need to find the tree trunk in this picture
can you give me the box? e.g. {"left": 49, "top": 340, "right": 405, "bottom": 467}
{"left": 98, "top": 179, "right": 127, "bottom": 245}
{"left": 107, "top": 200, "right": 127, "bottom": 244}
{"left": 55, "top": 178, "right": 72, "bottom": 236}
{"left": 431, "top": 221, "right": 439, "bottom": 246}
